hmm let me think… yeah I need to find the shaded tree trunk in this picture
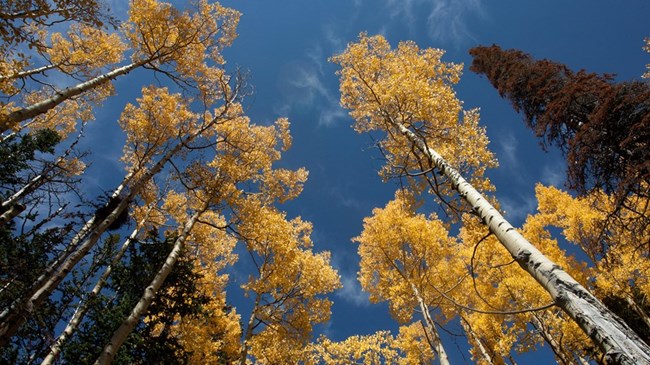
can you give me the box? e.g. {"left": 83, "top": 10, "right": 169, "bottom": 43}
{"left": 40, "top": 225, "right": 141, "bottom": 365}
{"left": 411, "top": 284, "right": 450, "bottom": 365}
{"left": 94, "top": 204, "right": 208, "bottom": 365}
{"left": 0, "top": 143, "right": 180, "bottom": 346}
{"left": 460, "top": 315, "right": 495, "bottom": 365}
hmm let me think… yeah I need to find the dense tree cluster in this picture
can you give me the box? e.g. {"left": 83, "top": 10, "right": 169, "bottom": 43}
{"left": 0, "top": 1, "right": 648, "bottom": 364}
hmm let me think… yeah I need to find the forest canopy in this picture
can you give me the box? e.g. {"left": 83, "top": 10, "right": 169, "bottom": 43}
{"left": 0, "top": 1, "right": 649, "bottom": 364}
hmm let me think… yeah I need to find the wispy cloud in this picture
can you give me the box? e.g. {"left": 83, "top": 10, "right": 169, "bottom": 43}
{"left": 500, "top": 194, "right": 537, "bottom": 225}
{"left": 497, "top": 132, "right": 519, "bottom": 169}
{"left": 384, "top": 0, "right": 483, "bottom": 44}
{"left": 336, "top": 272, "right": 370, "bottom": 307}
{"left": 323, "top": 24, "right": 346, "bottom": 53}
{"left": 280, "top": 58, "right": 346, "bottom": 127}
{"left": 541, "top": 162, "right": 566, "bottom": 188}
{"left": 327, "top": 183, "right": 365, "bottom": 210}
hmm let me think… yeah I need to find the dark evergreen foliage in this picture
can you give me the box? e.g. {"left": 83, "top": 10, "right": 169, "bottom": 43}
{"left": 0, "top": 129, "right": 60, "bottom": 190}
{"left": 62, "top": 232, "right": 210, "bottom": 365}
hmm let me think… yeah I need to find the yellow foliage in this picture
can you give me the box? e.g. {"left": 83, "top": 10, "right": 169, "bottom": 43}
{"left": 308, "top": 331, "right": 400, "bottom": 364}
{"left": 125, "top": 0, "right": 239, "bottom": 75}
{"left": 331, "top": 34, "right": 496, "bottom": 212}
{"left": 119, "top": 86, "right": 197, "bottom": 171}
{"left": 534, "top": 185, "right": 650, "bottom": 313}
{"left": 354, "top": 190, "right": 465, "bottom": 324}
{"left": 395, "top": 322, "right": 436, "bottom": 365}
{"left": 55, "top": 157, "right": 87, "bottom": 177}
{"left": 235, "top": 197, "right": 341, "bottom": 364}
{"left": 22, "top": 81, "right": 114, "bottom": 138}
{"left": 47, "top": 24, "right": 126, "bottom": 76}
{"left": 308, "top": 324, "right": 434, "bottom": 365}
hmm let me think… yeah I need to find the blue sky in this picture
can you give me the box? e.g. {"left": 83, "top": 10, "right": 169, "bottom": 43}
{"left": 83, "top": 0, "right": 650, "bottom": 362}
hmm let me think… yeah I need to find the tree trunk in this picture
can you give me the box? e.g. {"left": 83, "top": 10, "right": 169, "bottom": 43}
{"left": 40, "top": 225, "right": 141, "bottom": 365}
{"left": 624, "top": 294, "right": 650, "bottom": 330}
{"left": 0, "top": 93, "right": 234, "bottom": 344}
{"left": 0, "top": 124, "right": 85, "bottom": 224}
{"left": 393, "top": 119, "right": 650, "bottom": 365}
{"left": 239, "top": 294, "right": 262, "bottom": 365}
{"left": 460, "top": 315, "right": 494, "bottom": 365}
{"left": 0, "top": 143, "right": 181, "bottom": 346}
{"left": 530, "top": 313, "right": 577, "bottom": 365}
{"left": 0, "top": 63, "right": 58, "bottom": 82}
{"left": 411, "top": 284, "right": 450, "bottom": 365}
{"left": 0, "top": 60, "right": 146, "bottom": 133}
{"left": 94, "top": 204, "right": 208, "bottom": 365}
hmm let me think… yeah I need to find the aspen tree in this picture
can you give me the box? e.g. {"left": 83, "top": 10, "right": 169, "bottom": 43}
{"left": 354, "top": 190, "right": 466, "bottom": 365}
{"left": 332, "top": 33, "right": 650, "bottom": 364}
{"left": 0, "top": 0, "right": 241, "bottom": 341}
{"left": 0, "top": 78, "right": 241, "bottom": 345}
{"left": 95, "top": 114, "right": 336, "bottom": 364}
{"left": 235, "top": 201, "right": 340, "bottom": 364}
{"left": 0, "top": 0, "right": 239, "bottom": 133}
{"left": 458, "top": 213, "right": 592, "bottom": 364}
{"left": 533, "top": 185, "right": 650, "bottom": 340}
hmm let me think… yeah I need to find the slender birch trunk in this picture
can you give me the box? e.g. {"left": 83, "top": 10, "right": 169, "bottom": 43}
{"left": 0, "top": 144, "right": 181, "bottom": 346}
{"left": 0, "top": 60, "right": 147, "bottom": 133}
{"left": 239, "top": 294, "right": 261, "bottom": 365}
{"left": 411, "top": 284, "right": 450, "bottom": 365}
{"left": 0, "top": 63, "right": 59, "bottom": 82}
{"left": 460, "top": 315, "right": 494, "bottom": 365}
{"left": 530, "top": 314, "right": 577, "bottom": 365}
{"left": 94, "top": 203, "right": 208, "bottom": 365}
{"left": 0, "top": 124, "right": 85, "bottom": 224}
{"left": 40, "top": 225, "right": 141, "bottom": 365}
{"left": 0, "top": 94, "right": 235, "bottom": 343}
{"left": 393, "top": 119, "right": 650, "bottom": 364}
{"left": 0, "top": 176, "right": 129, "bottom": 333}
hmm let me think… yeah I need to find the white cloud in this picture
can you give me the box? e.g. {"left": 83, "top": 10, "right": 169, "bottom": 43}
{"left": 498, "top": 132, "right": 519, "bottom": 169}
{"left": 282, "top": 63, "right": 347, "bottom": 127}
{"left": 499, "top": 195, "right": 537, "bottom": 225}
{"left": 323, "top": 24, "right": 345, "bottom": 53}
{"left": 541, "top": 162, "right": 566, "bottom": 188}
{"left": 384, "top": 0, "right": 483, "bottom": 44}
{"left": 426, "top": 0, "right": 482, "bottom": 44}
{"left": 327, "top": 183, "right": 367, "bottom": 210}
{"left": 319, "top": 106, "right": 348, "bottom": 128}
{"left": 336, "top": 272, "right": 370, "bottom": 307}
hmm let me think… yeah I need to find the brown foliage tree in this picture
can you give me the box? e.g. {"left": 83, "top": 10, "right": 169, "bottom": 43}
{"left": 469, "top": 45, "right": 650, "bottom": 201}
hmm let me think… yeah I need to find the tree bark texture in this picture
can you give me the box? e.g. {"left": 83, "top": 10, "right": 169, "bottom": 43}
{"left": 393, "top": 120, "right": 650, "bottom": 365}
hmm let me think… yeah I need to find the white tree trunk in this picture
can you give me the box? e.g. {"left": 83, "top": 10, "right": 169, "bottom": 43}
{"left": 0, "top": 125, "right": 85, "bottom": 224}
{"left": 460, "top": 316, "right": 494, "bottom": 365}
{"left": 530, "top": 314, "right": 577, "bottom": 365}
{"left": 40, "top": 225, "right": 141, "bottom": 365}
{"left": 94, "top": 204, "right": 208, "bottom": 365}
{"left": 0, "top": 60, "right": 145, "bottom": 133}
{"left": 239, "top": 293, "right": 262, "bottom": 365}
{"left": 393, "top": 120, "right": 650, "bottom": 365}
{"left": 0, "top": 143, "right": 181, "bottom": 345}
{"left": 0, "top": 96, "right": 234, "bottom": 344}
{"left": 411, "top": 284, "right": 450, "bottom": 365}
{"left": 0, "top": 63, "right": 58, "bottom": 81}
